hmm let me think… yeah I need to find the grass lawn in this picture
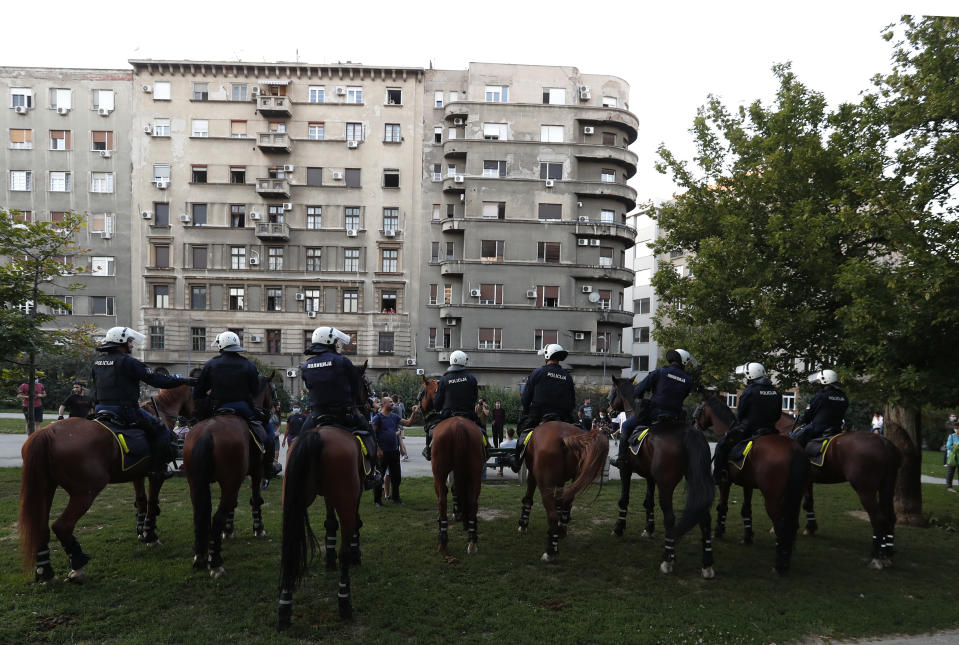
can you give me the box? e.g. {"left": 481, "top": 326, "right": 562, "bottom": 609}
{"left": 2, "top": 467, "right": 959, "bottom": 644}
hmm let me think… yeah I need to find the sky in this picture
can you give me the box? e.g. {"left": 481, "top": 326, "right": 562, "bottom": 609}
{"left": 7, "top": 0, "right": 957, "bottom": 205}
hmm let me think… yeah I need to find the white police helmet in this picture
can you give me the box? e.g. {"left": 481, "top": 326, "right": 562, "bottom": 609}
{"left": 214, "top": 331, "right": 244, "bottom": 352}
{"left": 808, "top": 369, "right": 839, "bottom": 386}
{"left": 735, "top": 362, "right": 766, "bottom": 382}
{"left": 543, "top": 344, "right": 569, "bottom": 361}
{"left": 666, "top": 348, "right": 698, "bottom": 369}
{"left": 449, "top": 350, "right": 469, "bottom": 366}
{"left": 312, "top": 325, "right": 352, "bottom": 347}
{"left": 99, "top": 326, "right": 146, "bottom": 349}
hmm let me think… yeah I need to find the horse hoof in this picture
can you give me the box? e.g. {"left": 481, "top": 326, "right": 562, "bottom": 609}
{"left": 803, "top": 528, "right": 811, "bottom": 536}
{"left": 466, "top": 542, "right": 478, "bottom": 555}
{"left": 769, "top": 527, "right": 776, "bottom": 534}
{"left": 540, "top": 552, "right": 553, "bottom": 562}
{"left": 254, "top": 529, "right": 267, "bottom": 538}
{"left": 880, "top": 557, "right": 893, "bottom": 568}
{"left": 868, "top": 558, "right": 884, "bottom": 570}
{"left": 67, "top": 569, "right": 85, "bottom": 584}
{"left": 659, "top": 561, "right": 674, "bottom": 575}
{"left": 192, "top": 556, "right": 206, "bottom": 571}
{"left": 641, "top": 530, "right": 653, "bottom": 539}
{"left": 143, "top": 539, "right": 162, "bottom": 548}
{"left": 517, "top": 526, "right": 527, "bottom": 534}
{"left": 210, "top": 566, "right": 226, "bottom": 579}
{"left": 701, "top": 567, "right": 715, "bottom": 579}
{"left": 222, "top": 532, "right": 235, "bottom": 540}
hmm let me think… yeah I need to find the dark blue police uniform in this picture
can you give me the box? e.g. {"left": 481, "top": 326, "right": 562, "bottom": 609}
{"left": 792, "top": 386, "right": 849, "bottom": 446}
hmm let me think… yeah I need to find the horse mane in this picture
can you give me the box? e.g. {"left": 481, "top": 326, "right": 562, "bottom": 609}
{"left": 705, "top": 393, "right": 737, "bottom": 428}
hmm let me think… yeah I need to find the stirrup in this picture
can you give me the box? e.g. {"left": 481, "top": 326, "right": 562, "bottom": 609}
{"left": 364, "top": 470, "right": 383, "bottom": 491}
{"left": 421, "top": 446, "right": 431, "bottom": 461}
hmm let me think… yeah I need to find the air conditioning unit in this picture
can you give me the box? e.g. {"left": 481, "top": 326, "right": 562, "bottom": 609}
{"left": 249, "top": 257, "right": 259, "bottom": 266}
{"left": 584, "top": 126, "right": 595, "bottom": 135}
{"left": 57, "top": 107, "right": 70, "bottom": 115}
{"left": 144, "top": 125, "right": 153, "bottom": 134}
{"left": 307, "top": 311, "right": 317, "bottom": 319}
{"left": 469, "top": 288, "right": 481, "bottom": 297}
{"left": 283, "top": 164, "right": 295, "bottom": 172}
{"left": 142, "top": 85, "right": 152, "bottom": 93}
{"left": 582, "top": 286, "right": 595, "bottom": 295}
{"left": 332, "top": 171, "right": 344, "bottom": 180}
{"left": 577, "top": 201, "right": 583, "bottom": 208}
{"left": 454, "top": 175, "right": 465, "bottom": 183}
{"left": 574, "top": 332, "right": 586, "bottom": 341}
{"left": 249, "top": 212, "right": 261, "bottom": 220}
{"left": 346, "top": 229, "right": 358, "bottom": 237}
{"left": 98, "top": 108, "right": 111, "bottom": 116}
{"left": 335, "top": 86, "right": 347, "bottom": 96}
{"left": 251, "top": 87, "right": 260, "bottom": 97}
{"left": 141, "top": 211, "right": 152, "bottom": 220}
{"left": 250, "top": 335, "right": 263, "bottom": 343}
{"left": 405, "top": 358, "right": 417, "bottom": 366}
{"left": 577, "top": 239, "right": 589, "bottom": 246}
{"left": 438, "top": 352, "right": 450, "bottom": 363}
{"left": 545, "top": 179, "right": 555, "bottom": 188}
{"left": 178, "top": 214, "right": 191, "bottom": 223}
{"left": 155, "top": 179, "right": 168, "bottom": 189}
{"left": 445, "top": 318, "right": 457, "bottom": 326}
{"left": 579, "top": 85, "right": 591, "bottom": 100}
{"left": 526, "top": 289, "right": 537, "bottom": 299}
{"left": 347, "top": 140, "right": 359, "bottom": 148}
{"left": 589, "top": 239, "right": 601, "bottom": 246}
{"left": 578, "top": 215, "right": 590, "bottom": 223}
{"left": 285, "top": 368, "right": 297, "bottom": 378}
{"left": 15, "top": 105, "right": 28, "bottom": 114}
{"left": 453, "top": 118, "right": 463, "bottom": 125}
{"left": 295, "top": 293, "right": 305, "bottom": 301}
{"left": 99, "top": 150, "right": 112, "bottom": 158}
{"left": 416, "top": 368, "right": 426, "bottom": 375}
{"left": 383, "top": 229, "right": 396, "bottom": 237}
{"left": 282, "top": 202, "right": 293, "bottom": 211}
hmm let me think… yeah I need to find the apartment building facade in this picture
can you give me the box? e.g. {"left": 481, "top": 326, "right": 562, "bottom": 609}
{"left": 622, "top": 211, "right": 659, "bottom": 379}
{"left": 1, "top": 67, "right": 135, "bottom": 333}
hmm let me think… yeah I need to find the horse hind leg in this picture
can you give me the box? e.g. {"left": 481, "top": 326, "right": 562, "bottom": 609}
{"left": 741, "top": 487, "right": 754, "bottom": 545}
{"left": 613, "top": 471, "right": 631, "bottom": 537}
{"left": 556, "top": 489, "right": 571, "bottom": 538}
{"left": 251, "top": 490, "right": 266, "bottom": 537}
{"left": 208, "top": 485, "right": 240, "bottom": 578}
{"left": 658, "top": 484, "right": 677, "bottom": 574}
{"left": 700, "top": 512, "right": 715, "bottom": 579}
{"left": 436, "top": 474, "right": 450, "bottom": 553}
{"left": 52, "top": 490, "right": 100, "bottom": 584}
{"left": 855, "top": 486, "right": 887, "bottom": 570}
{"left": 518, "top": 471, "right": 536, "bottom": 534}
{"left": 337, "top": 510, "right": 358, "bottom": 619}
{"left": 324, "top": 509, "right": 339, "bottom": 571}
{"left": 133, "top": 480, "right": 147, "bottom": 537}
{"left": 714, "top": 485, "right": 730, "bottom": 539}
{"left": 803, "top": 483, "right": 818, "bottom": 536}
{"left": 539, "top": 487, "right": 561, "bottom": 562}
{"left": 642, "top": 478, "right": 657, "bottom": 538}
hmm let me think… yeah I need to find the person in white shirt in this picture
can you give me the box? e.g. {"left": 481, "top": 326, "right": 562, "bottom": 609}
{"left": 871, "top": 412, "right": 884, "bottom": 435}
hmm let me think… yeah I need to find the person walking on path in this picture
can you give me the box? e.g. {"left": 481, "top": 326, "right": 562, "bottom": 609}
{"left": 372, "top": 397, "right": 415, "bottom": 506}
{"left": 18, "top": 379, "right": 46, "bottom": 434}
{"left": 58, "top": 382, "right": 94, "bottom": 420}
{"left": 945, "top": 422, "right": 959, "bottom": 492}
{"left": 871, "top": 411, "right": 884, "bottom": 435}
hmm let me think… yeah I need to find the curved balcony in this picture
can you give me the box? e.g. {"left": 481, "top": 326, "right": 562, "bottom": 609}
{"left": 442, "top": 176, "right": 467, "bottom": 193}
{"left": 567, "top": 180, "right": 636, "bottom": 211}
{"left": 576, "top": 107, "right": 639, "bottom": 144}
{"left": 256, "top": 95, "right": 292, "bottom": 118}
{"left": 569, "top": 264, "right": 634, "bottom": 285}
{"left": 438, "top": 305, "right": 464, "bottom": 319}
{"left": 439, "top": 260, "right": 466, "bottom": 276}
{"left": 565, "top": 352, "right": 631, "bottom": 369}
{"left": 573, "top": 220, "right": 637, "bottom": 245}
{"left": 442, "top": 102, "right": 639, "bottom": 143}
{"left": 573, "top": 144, "right": 638, "bottom": 178}
{"left": 257, "top": 132, "right": 292, "bottom": 153}
{"left": 441, "top": 219, "right": 466, "bottom": 234}
{"left": 596, "top": 308, "right": 634, "bottom": 327}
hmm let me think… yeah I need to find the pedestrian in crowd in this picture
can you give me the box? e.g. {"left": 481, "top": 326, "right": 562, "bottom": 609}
{"left": 18, "top": 378, "right": 46, "bottom": 434}
{"left": 284, "top": 404, "right": 307, "bottom": 449}
{"left": 578, "top": 397, "right": 594, "bottom": 430}
{"left": 612, "top": 410, "right": 628, "bottom": 439}
{"left": 491, "top": 400, "right": 506, "bottom": 447}
{"left": 372, "top": 397, "right": 415, "bottom": 506}
{"left": 393, "top": 395, "right": 410, "bottom": 460}
{"left": 871, "top": 411, "right": 884, "bottom": 435}
{"left": 593, "top": 409, "right": 611, "bottom": 432}
{"left": 498, "top": 428, "right": 517, "bottom": 476}
{"left": 58, "top": 382, "right": 94, "bottom": 420}
{"left": 945, "top": 422, "right": 959, "bottom": 492}
{"left": 475, "top": 397, "right": 491, "bottom": 429}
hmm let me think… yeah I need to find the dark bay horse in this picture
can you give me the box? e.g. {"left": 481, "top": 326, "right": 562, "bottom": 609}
{"left": 277, "top": 362, "right": 371, "bottom": 629}
{"left": 417, "top": 376, "right": 485, "bottom": 553}
{"left": 19, "top": 384, "right": 194, "bottom": 583}
{"left": 516, "top": 420, "right": 609, "bottom": 562}
{"left": 608, "top": 375, "right": 716, "bottom": 577}
{"left": 183, "top": 373, "right": 277, "bottom": 578}
{"left": 693, "top": 394, "right": 809, "bottom": 574}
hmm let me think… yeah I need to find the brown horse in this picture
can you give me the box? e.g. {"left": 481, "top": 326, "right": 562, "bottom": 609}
{"left": 693, "top": 393, "right": 810, "bottom": 574}
{"left": 417, "top": 376, "right": 486, "bottom": 553}
{"left": 277, "top": 362, "right": 372, "bottom": 629}
{"left": 19, "top": 385, "right": 194, "bottom": 583}
{"left": 608, "top": 375, "right": 716, "bottom": 577}
{"left": 516, "top": 418, "right": 609, "bottom": 562}
{"left": 183, "top": 373, "right": 277, "bottom": 578}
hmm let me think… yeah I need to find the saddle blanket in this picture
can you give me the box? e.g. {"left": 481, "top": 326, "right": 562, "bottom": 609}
{"left": 728, "top": 439, "right": 754, "bottom": 472}
{"left": 627, "top": 427, "right": 651, "bottom": 456}
{"left": 804, "top": 435, "right": 836, "bottom": 467}
{"left": 93, "top": 418, "right": 150, "bottom": 472}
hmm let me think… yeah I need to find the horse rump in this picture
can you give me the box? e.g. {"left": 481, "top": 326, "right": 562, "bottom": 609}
{"left": 280, "top": 429, "right": 323, "bottom": 591}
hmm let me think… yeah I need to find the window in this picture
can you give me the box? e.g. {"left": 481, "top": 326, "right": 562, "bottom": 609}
{"left": 229, "top": 166, "right": 246, "bottom": 184}
{"left": 631, "top": 355, "right": 650, "bottom": 372}
{"left": 190, "top": 286, "right": 206, "bottom": 310}
{"left": 91, "top": 89, "right": 114, "bottom": 111}
{"left": 52, "top": 295, "right": 73, "bottom": 316}
{"left": 432, "top": 204, "right": 441, "bottom": 221}
{"left": 538, "top": 203, "right": 562, "bottom": 221}
{"left": 537, "top": 242, "right": 561, "bottom": 263}
{"left": 433, "top": 127, "right": 443, "bottom": 145}
{"left": 309, "top": 86, "right": 325, "bottom": 103}
{"left": 154, "top": 81, "right": 171, "bottom": 100}
{"left": 344, "top": 248, "right": 360, "bottom": 272}
{"left": 266, "top": 329, "right": 282, "bottom": 354}
{"left": 598, "top": 289, "right": 612, "bottom": 309}
{"left": 482, "top": 201, "right": 506, "bottom": 220}
{"left": 48, "top": 88, "right": 71, "bottom": 110}
{"left": 306, "top": 167, "right": 323, "bottom": 186}
{"left": 268, "top": 247, "right": 284, "bottom": 271}
{"left": 345, "top": 207, "right": 360, "bottom": 231}
{"left": 381, "top": 249, "right": 398, "bottom": 272}
{"left": 306, "top": 247, "right": 322, "bottom": 271}
{"left": 601, "top": 169, "right": 616, "bottom": 183}
{"left": 599, "top": 248, "right": 613, "bottom": 268}
{"left": 230, "top": 205, "right": 245, "bottom": 228}
{"left": 10, "top": 128, "right": 32, "bottom": 149}
{"left": 90, "top": 296, "right": 115, "bottom": 316}
{"left": 539, "top": 163, "right": 563, "bottom": 180}
{"left": 447, "top": 204, "right": 456, "bottom": 219}
{"left": 428, "top": 284, "right": 438, "bottom": 305}
{"left": 346, "top": 86, "right": 363, "bottom": 104}
{"left": 230, "top": 120, "right": 247, "bottom": 138}
{"left": 88, "top": 172, "right": 113, "bottom": 194}
{"left": 92, "top": 130, "right": 113, "bottom": 151}
{"left": 303, "top": 289, "right": 321, "bottom": 313}
{"left": 91, "top": 256, "right": 115, "bottom": 277}
{"left": 153, "top": 163, "right": 170, "bottom": 183}
{"left": 228, "top": 84, "right": 246, "bottom": 101}
{"left": 11, "top": 87, "right": 33, "bottom": 109}
{"left": 187, "top": 165, "right": 207, "bottom": 184}
{"left": 428, "top": 327, "right": 437, "bottom": 349}
{"left": 782, "top": 394, "right": 796, "bottom": 412}
{"left": 385, "top": 87, "right": 402, "bottom": 105}
{"left": 10, "top": 170, "right": 31, "bottom": 191}
{"left": 230, "top": 246, "right": 246, "bottom": 270}
{"left": 266, "top": 204, "right": 284, "bottom": 224}
{"left": 379, "top": 289, "right": 398, "bottom": 313}
{"left": 383, "top": 168, "right": 399, "bottom": 188}
{"left": 434, "top": 91, "right": 444, "bottom": 108}
{"left": 538, "top": 285, "right": 559, "bottom": 308}
{"left": 49, "top": 171, "right": 71, "bottom": 192}
{"left": 306, "top": 206, "right": 322, "bottom": 229}
{"left": 191, "top": 327, "right": 206, "bottom": 352}
{"left": 448, "top": 91, "right": 459, "bottom": 103}
{"left": 444, "top": 242, "right": 455, "bottom": 260}
{"left": 153, "top": 118, "right": 171, "bottom": 137}
{"left": 479, "top": 284, "right": 503, "bottom": 305}
{"left": 726, "top": 393, "right": 738, "bottom": 408}
{"left": 540, "top": 125, "right": 564, "bottom": 142}
{"left": 482, "top": 160, "right": 506, "bottom": 178}
{"left": 447, "top": 164, "right": 457, "bottom": 178}
{"left": 483, "top": 123, "right": 508, "bottom": 140}
{"left": 485, "top": 85, "right": 508, "bottom": 103}
{"left": 602, "top": 132, "right": 616, "bottom": 146}
{"left": 345, "top": 168, "right": 361, "bottom": 188}
{"left": 636, "top": 297, "right": 651, "bottom": 314}
{"left": 341, "top": 331, "right": 358, "bottom": 355}
{"left": 192, "top": 203, "right": 208, "bottom": 226}
{"left": 478, "top": 328, "right": 502, "bottom": 350}
{"left": 542, "top": 88, "right": 566, "bottom": 104}
{"left": 192, "top": 83, "right": 208, "bottom": 101}
{"left": 481, "top": 240, "right": 505, "bottom": 262}
{"left": 343, "top": 289, "right": 358, "bottom": 313}
{"left": 308, "top": 122, "right": 325, "bottom": 140}
{"left": 384, "top": 123, "right": 401, "bottom": 142}
{"left": 378, "top": 332, "right": 395, "bottom": 354}
{"left": 600, "top": 209, "right": 615, "bottom": 223}
{"left": 633, "top": 327, "right": 650, "bottom": 343}
{"left": 153, "top": 245, "right": 170, "bottom": 268}
{"left": 602, "top": 96, "right": 618, "bottom": 108}
{"left": 345, "top": 122, "right": 363, "bottom": 142}
{"left": 49, "top": 130, "right": 71, "bottom": 150}
{"left": 153, "top": 285, "right": 170, "bottom": 308}
{"left": 443, "top": 284, "right": 452, "bottom": 305}
{"left": 229, "top": 287, "right": 245, "bottom": 311}
{"left": 534, "top": 329, "right": 559, "bottom": 350}
{"left": 15, "top": 211, "right": 34, "bottom": 223}
{"left": 191, "top": 120, "right": 209, "bottom": 138}
{"left": 149, "top": 325, "right": 165, "bottom": 350}
{"left": 447, "top": 128, "right": 457, "bottom": 140}
{"left": 267, "top": 288, "right": 283, "bottom": 311}
{"left": 442, "top": 327, "right": 452, "bottom": 349}
{"left": 154, "top": 203, "right": 170, "bottom": 227}
{"left": 383, "top": 208, "right": 399, "bottom": 232}
{"left": 597, "top": 331, "right": 612, "bottom": 353}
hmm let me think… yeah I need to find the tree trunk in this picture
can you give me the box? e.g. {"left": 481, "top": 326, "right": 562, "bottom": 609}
{"left": 883, "top": 404, "right": 924, "bottom": 526}
{"left": 27, "top": 350, "right": 37, "bottom": 436}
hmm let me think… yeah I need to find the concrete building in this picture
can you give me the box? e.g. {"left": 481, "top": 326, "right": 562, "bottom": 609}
{"left": 419, "top": 63, "right": 638, "bottom": 387}
{"left": 622, "top": 211, "right": 659, "bottom": 379}
{"left": 1, "top": 67, "right": 135, "bottom": 334}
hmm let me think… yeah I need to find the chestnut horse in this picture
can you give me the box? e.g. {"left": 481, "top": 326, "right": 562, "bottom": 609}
{"left": 607, "top": 375, "right": 716, "bottom": 577}
{"left": 183, "top": 373, "right": 277, "bottom": 578}
{"left": 417, "top": 376, "right": 486, "bottom": 554}
{"left": 277, "top": 362, "right": 372, "bottom": 629}
{"left": 19, "top": 384, "right": 194, "bottom": 583}
{"left": 693, "top": 393, "right": 810, "bottom": 574}
{"left": 516, "top": 418, "right": 609, "bottom": 562}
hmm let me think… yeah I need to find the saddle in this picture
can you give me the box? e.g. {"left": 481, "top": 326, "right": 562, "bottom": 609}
{"left": 804, "top": 434, "right": 838, "bottom": 467}
{"left": 726, "top": 428, "right": 778, "bottom": 470}
{"left": 214, "top": 408, "right": 267, "bottom": 454}
{"left": 91, "top": 414, "right": 150, "bottom": 471}
{"left": 626, "top": 427, "right": 651, "bottom": 456}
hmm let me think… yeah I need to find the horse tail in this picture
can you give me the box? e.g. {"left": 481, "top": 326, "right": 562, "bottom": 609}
{"left": 190, "top": 428, "right": 215, "bottom": 560}
{"left": 452, "top": 423, "right": 473, "bottom": 531}
{"left": 557, "top": 428, "right": 609, "bottom": 505}
{"left": 673, "top": 426, "right": 716, "bottom": 538}
{"left": 280, "top": 429, "right": 322, "bottom": 592}
{"left": 879, "top": 437, "right": 902, "bottom": 520}
{"left": 19, "top": 428, "right": 55, "bottom": 574}
{"left": 780, "top": 442, "right": 811, "bottom": 549}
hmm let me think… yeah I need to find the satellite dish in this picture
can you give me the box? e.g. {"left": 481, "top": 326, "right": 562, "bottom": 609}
{"left": 588, "top": 291, "right": 601, "bottom": 303}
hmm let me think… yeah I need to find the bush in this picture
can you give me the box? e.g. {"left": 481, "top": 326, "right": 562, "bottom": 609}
{"left": 376, "top": 371, "right": 424, "bottom": 413}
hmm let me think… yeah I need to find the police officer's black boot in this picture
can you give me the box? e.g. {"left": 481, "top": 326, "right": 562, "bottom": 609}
{"left": 260, "top": 440, "right": 281, "bottom": 490}
{"left": 421, "top": 430, "right": 432, "bottom": 461}
{"left": 510, "top": 433, "right": 524, "bottom": 473}
{"left": 713, "top": 442, "right": 730, "bottom": 484}
{"left": 610, "top": 435, "right": 630, "bottom": 470}
{"left": 149, "top": 439, "right": 176, "bottom": 480}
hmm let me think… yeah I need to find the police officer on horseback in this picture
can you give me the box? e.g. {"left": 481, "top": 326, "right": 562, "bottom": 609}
{"left": 300, "top": 325, "right": 381, "bottom": 490}
{"left": 713, "top": 362, "right": 782, "bottom": 483}
{"left": 91, "top": 326, "right": 196, "bottom": 477}
{"left": 193, "top": 331, "right": 282, "bottom": 485}
{"left": 610, "top": 348, "right": 696, "bottom": 471}
{"left": 510, "top": 344, "right": 576, "bottom": 472}
{"left": 422, "top": 350, "right": 481, "bottom": 461}
{"left": 791, "top": 369, "right": 848, "bottom": 447}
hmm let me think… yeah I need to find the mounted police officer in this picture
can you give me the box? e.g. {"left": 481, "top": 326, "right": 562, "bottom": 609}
{"left": 713, "top": 362, "right": 782, "bottom": 483}
{"left": 193, "top": 331, "right": 281, "bottom": 484}
{"left": 422, "top": 350, "right": 480, "bottom": 461}
{"left": 791, "top": 369, "right": 848, "bottom": 447}
{"left": 610, "top": 348, "right": 696, "bottom": 471}
{"left": 510, "top": 344, "right": 576, "bottom": 472}
{"left": 300, "top": 325, "right": 381, "bottom": 490}
{"left": 91, "top": 326, "right": 195, "bottom": 477}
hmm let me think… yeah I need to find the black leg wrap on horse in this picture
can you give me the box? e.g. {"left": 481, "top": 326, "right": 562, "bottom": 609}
{"left": 63, "top": 536, "right": 91, "bottom": 571}
{"left": 35, "top": 545, "right": 55, "bottom": 582}
{"left": 277, "top": 588, "right": 293, "bottom": 632}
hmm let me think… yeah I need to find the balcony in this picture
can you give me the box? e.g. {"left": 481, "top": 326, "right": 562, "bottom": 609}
{"left": 573, "top": 144, "right": 638, "bottom": 178}
{"left": 255, "top": 222, "right": 291, "bottom": 241}
{"left": 565, "top": 351, "right": 631, "bottom": 370}
{"left": 256, "top": 177, "right": 291, "bottom": 198}
{"left": 442, "top": 176, "right": 467, "bottom": 194}
{"left": 568, "top": 180, "right": 637, "bottom": 211}
{"left": 257, "top": 95, "right": 292, "bottom": 118}
{"left": 439, "top": 260, "right": 465, "bottom": 276}
{"left": 596, "top": 308, "right": 634, "bottom": 327}
{"left": 441, "top": 219, "right": 466, "bottom": 234}
{"left": 438, "top": 305, "right": 464, "bottom": 319}
{"left": 257, "top": 132, "right": 293, "bottom": 153}
{"left": 570, "top": 264, "right": 634, "bottom": 285}
{"left": 574, "top": 221, "right": 637, "bottom": 245}
{"left": 441, "top": 103, "right": 639, "bottom": 144}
